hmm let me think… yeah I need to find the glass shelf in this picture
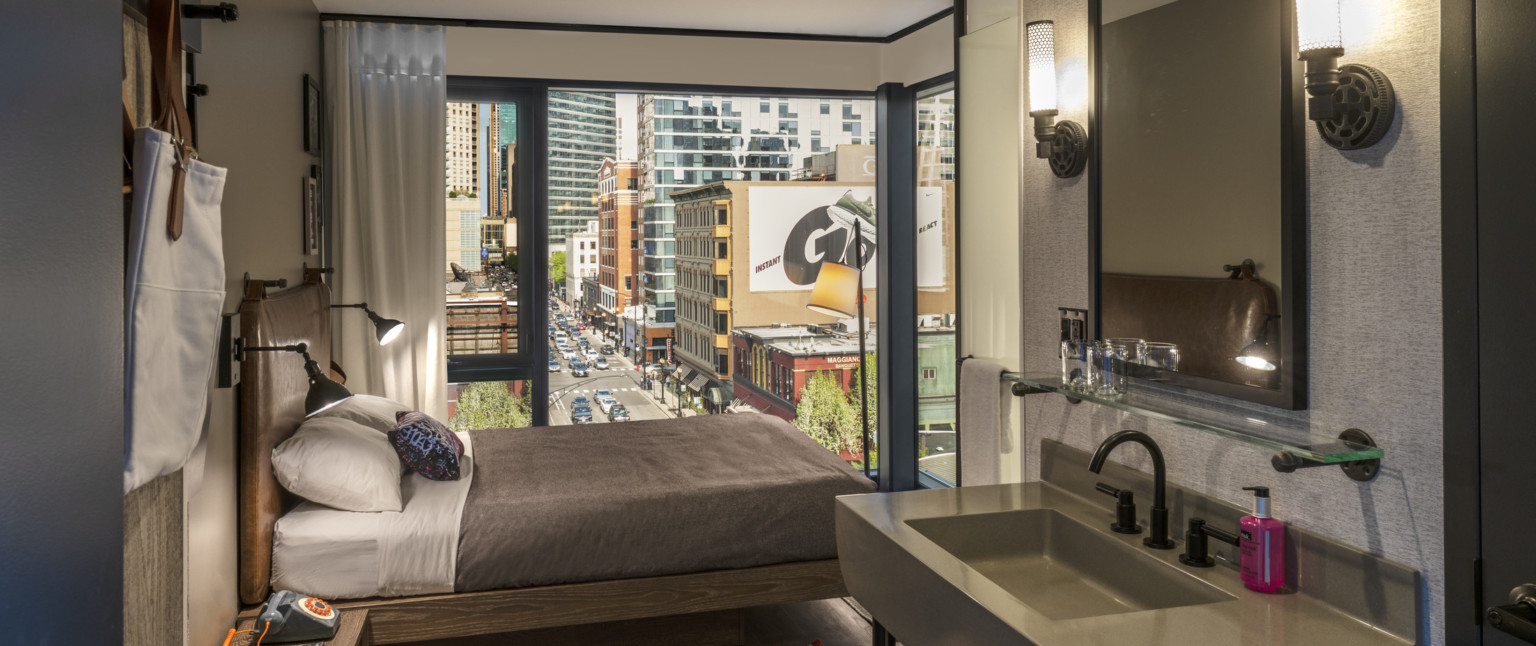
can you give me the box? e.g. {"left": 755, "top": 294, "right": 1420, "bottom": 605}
{"left": 1002, "top": 373, "right": 1384, "bottom": 464}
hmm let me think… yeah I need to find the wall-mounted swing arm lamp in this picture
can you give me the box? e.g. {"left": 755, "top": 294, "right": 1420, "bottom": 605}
{"left": 232, "top": 342, "right": 353, "bottom": 416}
{"left": 1236, "top": 313, "right": 1283, "bottom": 371}
{"left": 1295, "top": 0, "right": 1395, "bottom": 150}
{"left": 331, "top": 302, "right": 405, "bottom": 346}
{"left": 1026, "top": 20, "right": 1087, "bottom": 179}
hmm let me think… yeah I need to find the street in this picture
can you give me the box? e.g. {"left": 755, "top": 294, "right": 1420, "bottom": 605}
{"left": 545, "top": 298, "right": 682, "bottom": 426}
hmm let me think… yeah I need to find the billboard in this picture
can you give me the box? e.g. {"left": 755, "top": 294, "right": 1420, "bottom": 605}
{"left": 747, "top": 186, "right": 878, "bottom": 292}
{"left": 916, "top": 185, "right": 947, "bottom": 291}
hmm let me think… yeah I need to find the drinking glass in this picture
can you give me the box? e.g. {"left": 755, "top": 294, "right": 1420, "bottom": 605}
{"left": 1096, "top": 339, "right": 1137, "bottom": 397}
{"left": 1061, "top": 339, "right": 1097, "bottom": 392}
{"left": 1103, "top": 338, "right": 1146, "bottom": 365}
{"left": 1142, "top": 342, "right": 1181, "bottom": 372}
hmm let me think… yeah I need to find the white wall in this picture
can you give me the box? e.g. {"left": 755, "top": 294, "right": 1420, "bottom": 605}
{"left": 879, "top": 16, "right": 955, "bottom": 86}
{"left": 963, "top": 0, "right": 1448, "bottom": 641}
{"left": 449, "top": 17, "right": 954, "bottom": 90}
{"left": 189, "top": 1, "right": 321, "bottom": 643}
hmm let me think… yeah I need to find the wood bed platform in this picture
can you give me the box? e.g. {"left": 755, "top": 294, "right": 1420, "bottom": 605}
{"left": 237, "top": 276, "right": 850, "bottom": 644}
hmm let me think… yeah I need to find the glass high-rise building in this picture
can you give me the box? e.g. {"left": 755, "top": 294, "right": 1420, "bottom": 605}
{"left": 547, "top": 91, "right": 617, "bottom": 244}
{"left": 633, "top": 94, "right": 876, "bottom": 364}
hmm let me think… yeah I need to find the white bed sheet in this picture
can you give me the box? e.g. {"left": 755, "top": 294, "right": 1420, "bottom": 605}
{"left": 272, "top": 432, "right": 474, "bottom": 599}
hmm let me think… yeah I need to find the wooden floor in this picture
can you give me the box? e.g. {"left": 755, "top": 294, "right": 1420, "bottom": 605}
{"left": 401, "top": 598, "right": 876, "bottom": 646}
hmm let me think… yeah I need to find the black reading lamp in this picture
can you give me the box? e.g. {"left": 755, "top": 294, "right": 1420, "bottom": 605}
{"left": 331, "top": 302, "right": 405, "bottom": 346}
{"left": 235, "top": 342, "right": 353, "bottom": 416}
{"left": 806, "top": 219, "right": 871, "bottom": 479}
{"left": 1236, "top": 314, "right": 1282, "bottom": 372}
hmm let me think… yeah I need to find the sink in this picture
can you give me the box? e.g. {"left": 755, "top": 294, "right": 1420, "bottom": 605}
{"left": 904, "top": 508, "right": 1233, "bottom": 620}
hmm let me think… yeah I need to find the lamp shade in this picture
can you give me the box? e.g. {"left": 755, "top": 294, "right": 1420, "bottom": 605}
{"left": 1235, "top": 340, "right": 1278, "bottom": 371}
{"left": 1235, "top": 314, "right": 1280, "bottom": 371}
{"left": 302, "top": 357, "right": 354, "bottom": 416}
{"left": 1026, "top": 20, "right": 1058, "bottom": 114}
{"left": 1295, "top": 0, "right": 1343, "bottom": 53}
{"left": 806, "top": 261, "right": 860, "bottom": 319}
{"left": 370, "top": 312, "right": 405, "bottom": 346}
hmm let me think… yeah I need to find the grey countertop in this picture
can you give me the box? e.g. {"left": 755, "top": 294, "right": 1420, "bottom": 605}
{"left": 836, "top": 481, "right": 1415, "bottom": 646}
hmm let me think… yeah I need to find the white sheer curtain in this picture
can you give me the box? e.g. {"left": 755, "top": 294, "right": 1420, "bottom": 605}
{"left": 324, "top": 21, "right": 447, "bottom": 419}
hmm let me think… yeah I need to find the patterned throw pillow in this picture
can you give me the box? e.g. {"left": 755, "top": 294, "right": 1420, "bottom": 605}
{"left": 389, "top": 411, "right": 464, "bottom": 481}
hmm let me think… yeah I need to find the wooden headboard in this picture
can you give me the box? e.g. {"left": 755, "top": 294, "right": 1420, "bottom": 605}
{"left": 237, "top": 276, "right": 332, "bottom": 606}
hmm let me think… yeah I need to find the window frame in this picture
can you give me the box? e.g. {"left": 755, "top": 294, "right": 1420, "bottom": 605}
{"left": 445, "top": 75, "right": 945, "bottom": 492}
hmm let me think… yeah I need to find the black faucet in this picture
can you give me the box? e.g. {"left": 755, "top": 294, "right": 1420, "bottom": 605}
{"left": 1089, "top": 430, "right": 1176, "bottom": 549}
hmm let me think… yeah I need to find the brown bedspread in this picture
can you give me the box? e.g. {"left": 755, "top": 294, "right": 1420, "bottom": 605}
{"left": 455, "top": 413, "right": 876, "bottom": 592}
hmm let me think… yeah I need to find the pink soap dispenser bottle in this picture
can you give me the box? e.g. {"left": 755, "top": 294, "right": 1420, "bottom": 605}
{"left": 1239, "top": 486, "right": 1285, "bottom": 593}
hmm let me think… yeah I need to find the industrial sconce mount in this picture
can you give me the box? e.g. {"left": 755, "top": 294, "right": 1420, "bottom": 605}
{"left": 1027, "top": 20, "right": 1087, "bottom": 179}
{"left": 1295, "top": 0, "right": 1395, "bottom": 150}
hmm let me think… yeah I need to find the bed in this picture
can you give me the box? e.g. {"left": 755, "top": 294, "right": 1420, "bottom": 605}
{"left": 237, "top": 274, "right": 876, "bottom": 643}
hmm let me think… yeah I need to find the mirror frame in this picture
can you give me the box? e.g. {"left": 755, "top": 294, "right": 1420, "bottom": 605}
{"left": 1088, "top": 0, "right": 1309, "bottom": 410}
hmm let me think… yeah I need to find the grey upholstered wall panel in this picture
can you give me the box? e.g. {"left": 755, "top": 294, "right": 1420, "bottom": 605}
{"left": 0, "top": 0, "right": 125, "bottom": 639}
{"left": 1014, "top": 0, "right": 1443, "bottom": 642}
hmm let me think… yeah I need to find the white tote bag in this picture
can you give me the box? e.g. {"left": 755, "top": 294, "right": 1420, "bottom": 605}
{"left": 123, "top": 0, "right": 228, "bottom": 494}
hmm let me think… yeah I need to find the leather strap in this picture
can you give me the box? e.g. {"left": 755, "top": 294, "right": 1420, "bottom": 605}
{"left": 146, "top": 0, "right": 196, "bottom": 241}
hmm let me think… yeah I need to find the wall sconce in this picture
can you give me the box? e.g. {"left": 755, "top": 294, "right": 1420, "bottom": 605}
{"left": 232, "top": 341, "right": 353, "bottom": 416}
{"left": 1295, "top": 0, "right": 1395, "bottom": 150}
{"left": 331, "top": 302, "right": 405, "bottom": 346}
{"left": 1026, "top": 20, "right": 1087, "bottom": 179}
{"left": 1236, "top": 314, "right": 1282, "bottom": 371}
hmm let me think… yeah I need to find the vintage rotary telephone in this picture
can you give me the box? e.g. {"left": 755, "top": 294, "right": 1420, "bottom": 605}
{"left": 250, "top": 590, "right": 340, "bottom": 644}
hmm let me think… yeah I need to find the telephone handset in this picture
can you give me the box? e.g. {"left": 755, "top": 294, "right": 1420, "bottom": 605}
{"left": 255, "top": 590, "right": 340, "bottom": 644}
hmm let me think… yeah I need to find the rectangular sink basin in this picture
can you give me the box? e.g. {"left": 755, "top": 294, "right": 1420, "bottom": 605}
{"left": 905, "top": 509, "right": 1234, "bottom": 620}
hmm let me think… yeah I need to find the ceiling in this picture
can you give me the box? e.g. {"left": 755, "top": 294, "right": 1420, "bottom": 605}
{"left": 311, "top": 0, "right": 954, "bottom": 39}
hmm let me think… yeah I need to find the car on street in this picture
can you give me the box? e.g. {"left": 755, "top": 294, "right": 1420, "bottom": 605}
{"left": 585, "top": 349, "right": 599, "bottom": 361}
{"left": 594, "top": 357, "right": 609, "bottom": 370}
{"left": 572, "top": 406, "right": 594, "bottom": 424}
{"left": 547, "top": 359, "right": 560, "bottom": 372}
{"left": 577, "top": 323, "right": 586, "bottom": 330}
{"left": 561, "top": 348, "right": 577, "bottom": 360}
{"left": 597, "top": 395, "right": 619, "bottom": 413}
{"left": 607, "top": 406, "right": 631, "bottom": 422}
{"left": 595, "top": 389, "right": 613, "bottom": 399}
{"left": 601, "top": 345, "right": 615, "bottom": 355}
{"left": 572, "top": 396, "right": 589, "bottom": 407}
{"left": 571, "top": 362, "right": 589, "bottom": 377}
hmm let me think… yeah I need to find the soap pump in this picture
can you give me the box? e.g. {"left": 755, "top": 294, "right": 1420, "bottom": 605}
{"left": 1238, "top": 486, "right": 1285, "bottom": 593}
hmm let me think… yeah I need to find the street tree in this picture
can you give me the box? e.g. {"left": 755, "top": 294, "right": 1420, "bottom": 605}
{"left": 549, "top": 251, "right": 568, "bottom": 284}
{"left": 449, "top": 381, "right": 532, "bottom": 431}
{"left": 794, "top": 370, "right": 861, "bottom": 458}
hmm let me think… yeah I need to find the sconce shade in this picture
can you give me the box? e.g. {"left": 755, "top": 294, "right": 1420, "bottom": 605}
{"left": 1236, "top": 340, "right": 1278, "bottom": 371}
{"left": 302, "top": 354, "right": 354, "bottom": 416}
{"left": 1026, "top": 20, "right": 1058, "bottom": 115}
{"left": 1295, "top": 0, "right": 1343, "bottom": 54}
{"left": 807, "top": 260, "right": 860, "bottom": 319}
{"left": 1235, "top": 314, "right": 1280, "bottom": 371}
{"left": 366, "top": 310, "right": 405, "bottom": 346}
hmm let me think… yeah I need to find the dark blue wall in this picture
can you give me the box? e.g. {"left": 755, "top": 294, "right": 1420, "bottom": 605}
{"left": 0, "top": 1, "right": 125, "bottom": 640}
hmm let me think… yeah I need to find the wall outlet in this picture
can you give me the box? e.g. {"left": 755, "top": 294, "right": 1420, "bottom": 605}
{"left": 1058, "top": 307, "right": 1088, "bottom": 352}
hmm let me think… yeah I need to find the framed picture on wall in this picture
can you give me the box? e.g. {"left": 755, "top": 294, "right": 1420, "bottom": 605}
{"left": 302, "top": 175, "right": 319, "bottom": 256}
{"left": 303, "top": 74, "right": 321, "bottom": 155}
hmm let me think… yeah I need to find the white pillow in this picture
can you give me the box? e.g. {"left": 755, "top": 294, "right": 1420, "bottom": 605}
{"left": 312, "top": 394, "right": 410, "bottom": 434}
{"left": 272, "top": 416, "right": 403, "bottom": 512}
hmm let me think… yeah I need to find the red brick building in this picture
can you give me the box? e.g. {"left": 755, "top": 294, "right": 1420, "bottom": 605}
{"left": 596, "top": 158, "right": 640, "bottom": 334}
{"left": 730, "top": 323, "right": 873, "bottom": 420}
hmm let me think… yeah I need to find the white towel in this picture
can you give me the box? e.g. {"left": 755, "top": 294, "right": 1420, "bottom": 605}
{"left": 124, "top": 128, "right": 228, "bottom": 494}
{"left": 958, "top": 358, "right": 1012, "bottom": 486}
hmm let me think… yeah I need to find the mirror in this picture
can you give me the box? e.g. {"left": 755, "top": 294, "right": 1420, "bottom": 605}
{"left": 1094, "top": 0, "right": 1307, "bottom": 409}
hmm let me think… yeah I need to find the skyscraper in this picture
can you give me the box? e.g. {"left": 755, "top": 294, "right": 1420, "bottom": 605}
{"left": 547, "top": 91, "right": 616, "bottom": 245}
{"left": 633, "top": 94, "right": 877, "bottom": 365}
{"left": 446, "top": 102, "right": 480, "bottom": 196}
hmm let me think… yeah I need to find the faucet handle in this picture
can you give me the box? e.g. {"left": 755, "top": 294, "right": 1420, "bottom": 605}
{"left": 1095, "top": 482, "right": 1143, "bottom": 535}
